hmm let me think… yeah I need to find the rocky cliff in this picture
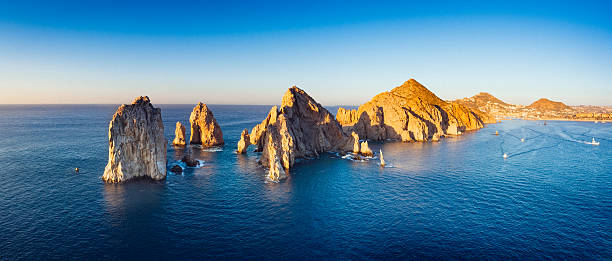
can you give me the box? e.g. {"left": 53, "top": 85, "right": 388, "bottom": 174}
{"left": 103, "top": 96, "right": 167, "bottom": 182}
{"left": 337, "top": 79, "right": 490, "bottom": 142}
{"left": 248, "top": 86, "right": 355, "bottom": 181}
{"left": 189, "top": 102, "right": 224, "bottom": 147}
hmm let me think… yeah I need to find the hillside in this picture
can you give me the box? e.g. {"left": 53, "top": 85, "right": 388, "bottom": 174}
{"left": 527, "top": 98, "right": 571, "bottom": 111}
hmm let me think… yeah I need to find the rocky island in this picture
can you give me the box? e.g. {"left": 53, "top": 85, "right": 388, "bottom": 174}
{"left": 236, "top": 129, "right": 250, "bottom": 154}
{"left": 189, "top": 102, "right": 224, "bottom": 147}
{"left": 246, "top": 86, "right": 356, "bottom": 181}
{"left": 173, "top": 121, "right": 187, "bottom": 146}
{"left": 103, "top": 96, "right": 167, "bottom": 182}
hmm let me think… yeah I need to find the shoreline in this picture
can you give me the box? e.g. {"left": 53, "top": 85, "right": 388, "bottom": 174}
{"left": 501, "top": 118, "right": 611, "bottom": 123}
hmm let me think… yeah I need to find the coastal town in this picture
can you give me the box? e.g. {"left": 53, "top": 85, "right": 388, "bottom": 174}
{"left": 454, "top": 92, "right": 612, "bottom": 122}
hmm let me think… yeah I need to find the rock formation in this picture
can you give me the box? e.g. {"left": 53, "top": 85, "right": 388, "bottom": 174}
{"left": 359, "top": 141, "right": 373, "bottom": 157}
{"left": 336, "top": 79, "right": 489, "bottom": 142}
{"left": 267, "top": 149, "right": 287, "bottom": 182}
{"left": 103, "top": 96, "right": 167, "bottom": 182}
{"left": 236, "top": 129, "right": 251, "bottom": 154}
{"left": 189, "top": 102, "right": 224, "bottom": 147}
{"left": 351, "top": 131, "right": 360, "bottom": 154}
{"left": 379, "top": 149, "right": 386, "bottom": 166}
{"left": 181, "top": 154, "right": 199, "bottom": 167}
{"left": 337, "top": 107, "right": 359, "bottom": 125}
{"left": 247, "top": 86, "right": 356, "bottom": 181}
{"left": 170, "top": 165, "right": 183, "bottom": 174}
{"left": 172, "top": 121, "right": 186, "bottom": 146}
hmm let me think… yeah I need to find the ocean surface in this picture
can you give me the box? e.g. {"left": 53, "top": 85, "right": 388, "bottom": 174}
{"left": 0, "top": 104, "right": 610, "bottom": 260}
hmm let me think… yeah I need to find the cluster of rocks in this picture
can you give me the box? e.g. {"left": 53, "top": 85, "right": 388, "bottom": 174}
{"left": 103, "top": 79, "right": 493, "bottom": 183}
{"left": 237, "top": 86, "right": 357, "bottom": 181}
{"left": 103, "top": 97, "right": 223, "bottom": 182}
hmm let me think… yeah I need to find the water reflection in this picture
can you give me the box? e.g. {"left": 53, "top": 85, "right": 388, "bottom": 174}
{"left": 263, "top": 171, "right": 294, "bottom": 204}
{"left": 235, "top": 153, "right": 259, "bottom": 174}
{"left": 102, "top": 181, "right": 166, "bottom": 227}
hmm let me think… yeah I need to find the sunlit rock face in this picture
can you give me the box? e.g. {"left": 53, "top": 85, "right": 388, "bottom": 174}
{"left": 351, "top": 131, "right": 361, "bottom": 154}
{"left": 172, "top": 121, "right": 186, "bottom": 146}
{"left": 189, "top": 102, "right": 224, "bottom": 147}
{"left": 359, "top": 141, "right": 373, "bottom": 157}
{"left": 236, "top": 128, "right": 250, "bottom": 154}
{"left": 337, "top": 79, "right": 488, "bottom": 142}
{"left": 249, "top": 86, "right": 355, "bottom": 180}
{"left": 103, "top": 96, "right": 167, "bottom": 182}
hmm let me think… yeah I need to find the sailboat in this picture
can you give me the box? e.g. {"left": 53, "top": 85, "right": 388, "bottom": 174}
{"left": 587, "top": 138, "right": 600, "bottom": 146}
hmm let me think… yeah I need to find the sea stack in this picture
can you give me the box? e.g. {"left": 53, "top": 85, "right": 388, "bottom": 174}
{"left": 351, "top": 131, "right": 360, "bottom": 154}
{"left": 336, "top": 79, "right": 489, "bottom": 142}
{"left": 173, "top": 121, "right": 186, "bottom": 146}
{"left": 189, "top": 102, "right": 224, "bottom": 147}
{"left": 379, "top": 149, "right": 386, "bottom": 166}
{"left": 103, "top": 96, "right": 167, "bottom": 182}
{"left": 359, "top": 141, "right": 373, "bottom": 157}
{"left": 248, "top": 86, "right": 354, "bottom": 181}
{"left": 236, "top": 129, "right": 251, "bottom": 154}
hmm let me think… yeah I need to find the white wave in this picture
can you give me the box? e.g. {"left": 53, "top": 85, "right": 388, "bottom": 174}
{"left": 201, "top": 147, "right": 223, "bottom": 152}
{"left": 339, "top": 153, "right": 374, "bottom": 162}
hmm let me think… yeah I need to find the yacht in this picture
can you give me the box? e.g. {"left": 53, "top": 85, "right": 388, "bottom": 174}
{"left": 587, "top": 138, "right": 600, "bottom": 146}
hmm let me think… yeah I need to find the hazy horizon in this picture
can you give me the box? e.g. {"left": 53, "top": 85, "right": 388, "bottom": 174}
{"left": 1, "top": 1, "right": 611, "bottom": 106}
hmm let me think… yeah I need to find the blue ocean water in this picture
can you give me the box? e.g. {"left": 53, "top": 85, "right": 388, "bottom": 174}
{"left": 0, "top": 104, "right": 610, "bottom": 260}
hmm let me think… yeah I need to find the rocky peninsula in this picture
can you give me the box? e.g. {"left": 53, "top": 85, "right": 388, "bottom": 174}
{"left": 243, "top": 80, "right": 497, "bottom": 181}
{"left": 336, "top": 79, "right": 493, "bottom": 142}
{"left": 103, "top": 96, "right": 167, "bottom": 182}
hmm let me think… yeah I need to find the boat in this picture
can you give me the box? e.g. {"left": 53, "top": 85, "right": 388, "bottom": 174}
{"left": 495, "top": 131, "right": 499, "bottom": 135}
{"left": 587, "top": 138, "right": 600, "bottom": 146}
{"left": 503, "top": 153, "right": 508, "bottom": 159}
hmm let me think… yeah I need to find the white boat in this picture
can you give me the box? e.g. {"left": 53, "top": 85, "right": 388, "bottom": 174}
{"left": 587, "top": 138, "right": 600, "bottom": 146}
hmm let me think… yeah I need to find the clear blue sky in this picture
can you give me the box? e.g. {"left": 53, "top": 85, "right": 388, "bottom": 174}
{"left": 0, "top": 0, "right": 611, "bottom": 105}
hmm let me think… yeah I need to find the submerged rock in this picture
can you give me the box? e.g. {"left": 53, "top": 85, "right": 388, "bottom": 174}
{"left": 170, "top": 165, "right": 183, "bottom": 174}
{"left": 103, "top": 96, "right": 167, "bottom": 182}
{"left": 336, "top": 79, "right": 489, "bottom": 142}
{"left": 189, "top": 102, "right": 224, "bottom": 147}
{"left": 236, "top": 129, "right": 250, "bottom": 154}
{"left": 249, "top": 86, "right": 354, "bottom": 179}
{"left": 181, "top": 154, "right": 199, "bottom": 167}
{"left": 172, "top": 121, "right": 186, "bottom": 146}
